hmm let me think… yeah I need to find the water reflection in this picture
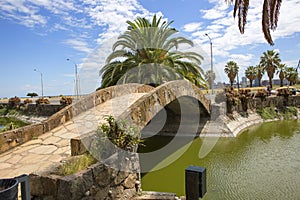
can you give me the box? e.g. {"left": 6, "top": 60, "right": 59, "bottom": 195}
{"left": 140, "top": 120, "right": 300, "bottom": 199}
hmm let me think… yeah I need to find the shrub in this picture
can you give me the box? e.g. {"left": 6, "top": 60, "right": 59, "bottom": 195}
{"left": 55, "top": 154, "right": 96, "bottom": 176}
{"left": 98, "top": 115, "right": 143, "bottom": 152}
{"left": 24, "top": 99, "right": 33, "bottom": 104}
{"left": 60, "top": 96, "right": 72, "bottom": 105}
{"left": 35, "top": 98, "right": 50, "bottom": 104}
{"left": 8, "top": 96, "right": 21, "bottom": 108}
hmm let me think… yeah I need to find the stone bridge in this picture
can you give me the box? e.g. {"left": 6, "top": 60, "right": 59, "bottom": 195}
{"left": 0, "top": 80, "right": 210, "bottom": 179}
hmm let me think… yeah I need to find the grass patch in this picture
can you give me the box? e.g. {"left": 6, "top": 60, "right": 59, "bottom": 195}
{"left": 256, "top": 106, "right": 298, "bottom": 120}
{"left": 54, "top": 154, "right": 97, "bottom": 176}
{"left": 0, "top": 117, "right": 30, "bottom": 132}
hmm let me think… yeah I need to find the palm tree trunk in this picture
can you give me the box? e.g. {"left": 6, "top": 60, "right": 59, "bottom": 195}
{"left": 269, "top": 77, "right": 273, "bottom": 88}
{"left": 280, "top": 79, "right": 283, "bottom": 87}
{"left": 250, "top": 80, "right": 253, "bottom": 87}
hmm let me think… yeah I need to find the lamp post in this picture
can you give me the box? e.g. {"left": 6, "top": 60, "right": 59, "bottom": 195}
{"left": 205, "top": 33, "right": 214, "bottom": 94}
{"left": 34, "top": 69, "right": 44, "bottom": 100}
{"left": 67, "top": 58, "right": 80, "bottom": 100}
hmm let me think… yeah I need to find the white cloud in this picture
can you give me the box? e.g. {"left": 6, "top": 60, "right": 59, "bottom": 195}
{"left": 182, "top": 22, "right": 202, "bottom": 32}
{"left": 64, "top": 39, "right": 92, "bottom": 53}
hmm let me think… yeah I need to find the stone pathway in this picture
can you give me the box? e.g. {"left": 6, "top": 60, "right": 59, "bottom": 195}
{"left": 0, "top": 93, "right": 146, "bottom": 178}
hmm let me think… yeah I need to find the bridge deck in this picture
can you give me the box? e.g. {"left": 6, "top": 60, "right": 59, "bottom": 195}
{"left": 0, "top": 93, "right": 146, "bottom": 178}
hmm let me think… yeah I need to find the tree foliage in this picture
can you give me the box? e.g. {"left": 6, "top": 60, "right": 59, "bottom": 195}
{"left": 26, "top": 92, "right": 38, "bottom": 98}
{"left": 99, "top": 15, "right": 206, "bottom": 88}
{"left": 259, "top": 50, "right": 281, "bottom": 88}
{"left": 224, "top": 61, "right": 239, "bottom": 86}
{"left": 226, "top": 0, "right": 282, "bottom": 45}
{"left": 245, "top": 66, "right": 256, "bottom": 87}
{"left": 255, "top": 64, "right": 265, "bottom": 87}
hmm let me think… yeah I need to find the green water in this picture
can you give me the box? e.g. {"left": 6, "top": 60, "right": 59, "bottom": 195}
{"left": 140, "top": 120, "right": 300, "bottom": 199}
{"left": 0, "top": 117, "right": 29, "bottom": 132}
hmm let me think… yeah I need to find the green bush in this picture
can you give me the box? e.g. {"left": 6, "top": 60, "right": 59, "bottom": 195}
{"left": 98, "top": 115, "right": 143, "bottom": 152}
{"left": 256, "top": 106, "right": 298, "bottom": 120}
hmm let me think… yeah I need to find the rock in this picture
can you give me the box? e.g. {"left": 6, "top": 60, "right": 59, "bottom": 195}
{"left": 95, "top": 186, "right": 109, "bottom": 200}
{"left": 123, "top": 174, "right": 137, "bottom": 189}
{"left": 120, "top": 188, "right": 136, "bottom": 200}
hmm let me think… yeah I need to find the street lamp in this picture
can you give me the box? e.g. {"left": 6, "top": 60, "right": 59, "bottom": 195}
{"left": 34, "top": 69, "right": 44, "bottom": 100}
{"left": 205, "top": 33, "right": 214, "bottom": 94}
{"left": 67, "top": 58, "right": 80, "bottom": 100}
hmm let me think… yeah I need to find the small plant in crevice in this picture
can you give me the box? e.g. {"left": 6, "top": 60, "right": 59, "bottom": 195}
{"left": 54, "top": 154, "right": 97, "bottom": 176}
{"left": 98, "top": 115, "right": 143, "bottom": 152}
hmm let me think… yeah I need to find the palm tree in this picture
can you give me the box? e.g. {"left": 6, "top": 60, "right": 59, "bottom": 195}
{"left": 99, "top": 15, "right": 206, "bottom": 88}
{"left": 225, "top": 0, "right": 282, "bottom": 45}
{"left": 256, "top": 64, "right": 265, "bottom": 87}
{"left": 245, "top": 66, "right": 257, "bottom": 87}
{"left": 259, "top": 50, "right": 281, "bottom": 88}
{"left": 205, "top": 70, "right": 216, "bottom": 89}
{"left": 224, "top": 61, "right": 239, "bottom": 87}
{"left": 285, "top": 67, "right": 298, "bottom": 86}
{"left": 276, "top": 63, "right": 287, "bottom": 87}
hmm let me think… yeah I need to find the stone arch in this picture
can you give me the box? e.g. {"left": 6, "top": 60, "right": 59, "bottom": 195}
{"left": 118, "top": 80, "right": 211, "bottom": 131}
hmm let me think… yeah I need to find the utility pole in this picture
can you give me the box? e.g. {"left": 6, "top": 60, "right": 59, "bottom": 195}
{"left": 34, "top": 69, "right": 44, "bottom": 100}
{"left": 205, "top": 33, "right": 214, "bottom": 94}
{"left": 67, "top": 59, "right": 80, "bottom": 100}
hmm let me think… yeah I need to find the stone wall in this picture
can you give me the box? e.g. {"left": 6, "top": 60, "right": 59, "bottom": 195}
{"left": 229, "top": 95, "right": 300, "bottom": 113}
{"left": 0, "top": 103, "right": 66, "bottom": 116}
{"left": 30, "top": 161, "right": 139, "bottom": 200}
{"left": 0, "top": 84, "right": 153, "bottom": 154}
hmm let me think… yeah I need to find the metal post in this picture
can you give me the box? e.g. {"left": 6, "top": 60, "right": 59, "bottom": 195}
{"left": 34, "top": 69, "right": 44, "bottom": 100}
{"left": 15, "top": 174, "right": 30, "bottom": 200}
{"left": 185, "top": 166, "right": 207, "bottom": 199}
{"left": 67, "top": 59, "right": 80, "bottom": 100}
{"left": 205, "top": 33, "right": 213, "bottom": 94}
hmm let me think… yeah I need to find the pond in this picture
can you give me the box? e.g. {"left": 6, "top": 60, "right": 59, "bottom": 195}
{"left": 139, "top": 120, "right": 300, "bottom": 199}
{"left": 0, "top": 117, "right": 29, "bottom": 132}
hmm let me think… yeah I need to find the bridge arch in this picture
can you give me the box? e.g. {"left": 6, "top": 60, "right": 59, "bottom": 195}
{"left": 118, "top": 80, "right": 211, "bottom": 131}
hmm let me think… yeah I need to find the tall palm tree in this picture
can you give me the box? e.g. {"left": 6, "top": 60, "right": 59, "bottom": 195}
{"left": 225, "top": 0, "right": 282, "bottom": 45}
{"left": 259, "top": 50, "right": 281, "bottom": 88}
{"left": 276, "top": 63, "right": 286, "bottom": 87}
{"left": 224, "top": 61, "right": 239, "bottom": 87}
{"left": 99, "top": 15, "right": 206, "bottom": 88}
{"left": 245, "top": 66, "right": 257, "bottom": 87}
{"left": 285, "top": 67, "right": 298, "bottom": 86}
{"left": 256, "top": 64, "right": 265, "bottom": 87}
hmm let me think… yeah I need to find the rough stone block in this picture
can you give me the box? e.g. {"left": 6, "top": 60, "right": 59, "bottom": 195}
{"left": 123, "top": 174, "right": 137, "bottom": 189}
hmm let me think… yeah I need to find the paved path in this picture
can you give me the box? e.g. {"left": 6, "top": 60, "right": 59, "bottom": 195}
{"left": 0, "top": 93, "right": 146, "bottom": 178}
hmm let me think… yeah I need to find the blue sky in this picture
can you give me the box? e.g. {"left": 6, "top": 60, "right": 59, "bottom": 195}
{"left": 0, "top": 0, "right": 299, "bottom": 98}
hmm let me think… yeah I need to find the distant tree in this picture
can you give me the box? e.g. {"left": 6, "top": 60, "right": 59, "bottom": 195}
{"left": 245, "top": 66, "right": 257, "bottom": 87}
{"left": 285, "top": 67, "right": 298, "bottom": 86}
{"left": 27, "top": 92, "right": 38, "bottom": 98}
{"left": 224, "top": 61, "right": 239, "bottom": 86}
{"left": 225, "top": 0, "right": 282, "bottom": 45}
{"left": 259, "top": 50, "right": 281, "bottom": 88}
{"left": 276, "top": 63, "right": 287, "bottom": 87}
{"left": 256, "top": 64, "right": 265, "bottom": 87}
{"left": 205, "top": 70, "right": 216, "bottom": 89}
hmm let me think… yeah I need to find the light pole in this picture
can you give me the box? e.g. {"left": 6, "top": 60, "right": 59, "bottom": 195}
{"left": 34, "top": 69, "right": 44, "bottom": 100}
{"left": 67, "top": 58, "right": 80, "bottom": 100}
{"left": 205, "top": 33, "right": 214, "bottom": 94}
